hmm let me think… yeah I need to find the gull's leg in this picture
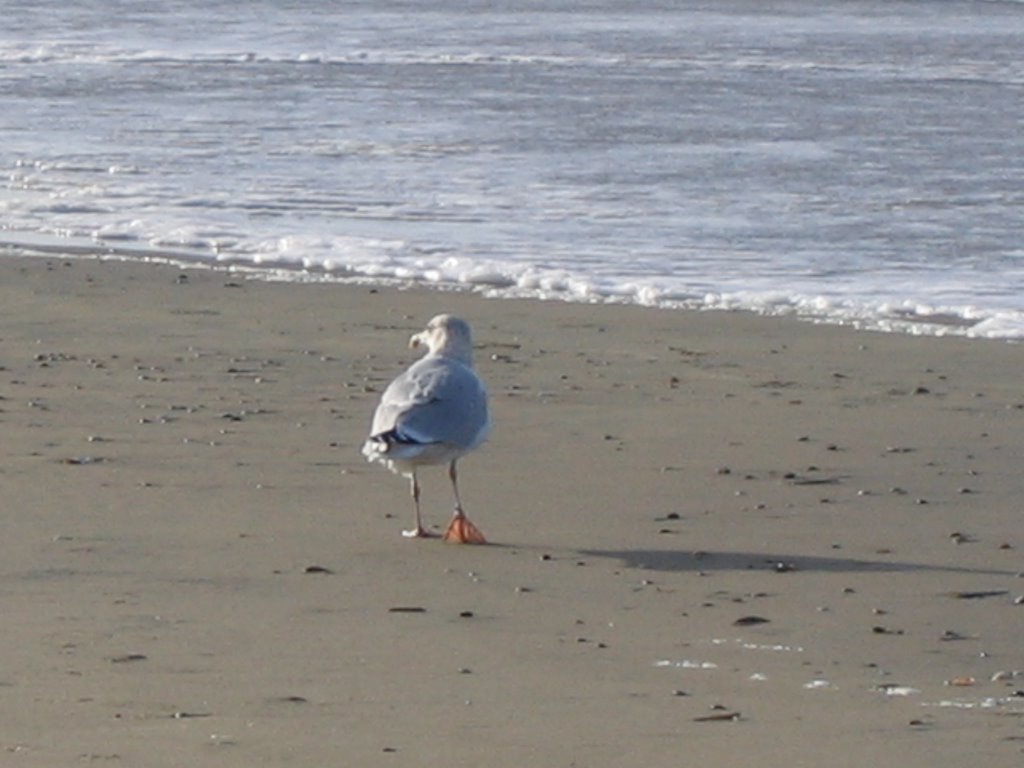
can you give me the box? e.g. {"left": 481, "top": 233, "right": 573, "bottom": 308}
{"left": 402, "top": 471, "right": 434, "bottom": 538}
{"left": 443, "top": 460, "right": 487, "bottom": 544}
{"left": 450, "top": 459, "right": 465, "bottom": 514}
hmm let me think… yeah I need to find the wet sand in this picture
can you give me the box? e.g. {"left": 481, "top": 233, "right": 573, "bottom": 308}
{"left": 1, "top": 254, "right": 1022, "bottom": 766}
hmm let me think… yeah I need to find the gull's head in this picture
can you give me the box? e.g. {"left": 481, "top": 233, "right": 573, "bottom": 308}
{"left": 410, "top": 314, "right": 475, "bottom": 365}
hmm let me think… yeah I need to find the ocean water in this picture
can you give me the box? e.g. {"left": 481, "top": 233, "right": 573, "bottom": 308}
{"left": 2, "top": 0, "right": 1023, "bottom": 338}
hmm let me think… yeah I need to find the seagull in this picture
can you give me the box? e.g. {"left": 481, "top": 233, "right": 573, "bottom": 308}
{"left": 362, "top": 314, "right": 490, "bottom": 543}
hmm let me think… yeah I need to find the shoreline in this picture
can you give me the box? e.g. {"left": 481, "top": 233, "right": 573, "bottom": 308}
{"left": 1, "top": 254, "right": 1022, "bottom": 766}
{"left": 4, "top": 241, "right": 1021, "bottom": 341}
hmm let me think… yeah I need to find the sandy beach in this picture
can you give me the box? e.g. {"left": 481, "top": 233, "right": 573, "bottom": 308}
{"left": 1, "top": 254, "right": 1021, "bottom": 766}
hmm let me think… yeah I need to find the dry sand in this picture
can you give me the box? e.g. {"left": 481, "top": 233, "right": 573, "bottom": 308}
{"left": 1, "top": 254, "right": 1022, "bottom": 766}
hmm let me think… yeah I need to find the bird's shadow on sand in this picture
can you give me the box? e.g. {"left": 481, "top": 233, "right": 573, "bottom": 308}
{"left": 577, "top": 548, "right": 1015, "bottom": 577}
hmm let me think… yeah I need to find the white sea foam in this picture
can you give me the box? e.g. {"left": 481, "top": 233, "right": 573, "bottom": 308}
{"left": 653, "top": 659, "right": 719, "bottom": 670}
{"left": 803, "top": 679, "right": 837, "bottom": 691}
{"left": 922, "top": 696, "right": 1024, "bottom": 711}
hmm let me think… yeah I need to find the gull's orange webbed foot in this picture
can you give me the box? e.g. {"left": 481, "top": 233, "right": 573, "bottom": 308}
{"left": 443, "top": 514, "right": 487, "bottom": 544}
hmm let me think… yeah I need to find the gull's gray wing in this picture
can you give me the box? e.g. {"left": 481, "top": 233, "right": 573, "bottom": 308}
{"left": 369, "top": 356, "right": 488, "bottom": 451}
